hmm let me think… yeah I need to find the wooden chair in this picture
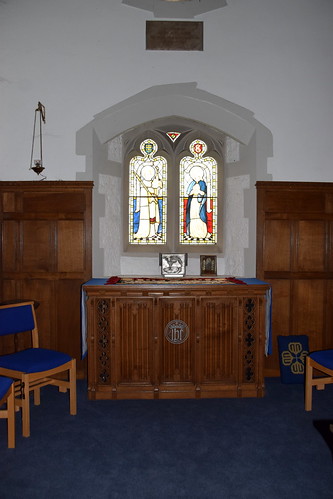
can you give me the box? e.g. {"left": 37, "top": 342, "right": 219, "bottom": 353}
{"left": 305, "top": 349, "right": 333, "bottom": 411}
{"left": 0, "top": 376, "right": 15, "bottom": 448}
{"left": 0, "top": 302, "right": 76, "bottom": 437}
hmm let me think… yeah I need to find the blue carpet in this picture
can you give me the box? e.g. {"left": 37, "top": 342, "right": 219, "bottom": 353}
{"left": 1, "top": 379, "right": 333, "bottom": 499}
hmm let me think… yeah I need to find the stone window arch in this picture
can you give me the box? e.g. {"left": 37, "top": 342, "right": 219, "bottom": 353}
{"left": 123, "top": 122, "right": 224, "bottom": 254}
{"left": 76, "top": 83, "right": 272, "bottom": 277}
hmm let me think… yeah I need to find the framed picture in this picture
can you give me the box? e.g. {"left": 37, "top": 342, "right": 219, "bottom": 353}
{"left": 160, "top": 253, "right": 187, "bottom": 278}
{"left": 200, "top": 255, "right": 217, "bottom": 276}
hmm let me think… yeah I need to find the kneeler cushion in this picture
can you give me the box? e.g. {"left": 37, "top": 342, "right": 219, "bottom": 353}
{"left": 0, "top": 348, "right": 72, "bottom": 374}
{"left": 278, "top": 335, "right": 309, "bottom": 384}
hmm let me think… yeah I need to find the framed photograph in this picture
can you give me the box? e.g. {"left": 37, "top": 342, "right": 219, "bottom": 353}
{"left": 200, "top": 255, "right": 217, "bottom": 276}
{"left": 160, "top": 253, "right": 187, "bottom": 278}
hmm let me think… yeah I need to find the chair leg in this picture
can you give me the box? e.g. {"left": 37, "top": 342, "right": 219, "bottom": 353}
{"left": 69, "top": 359, "right": 77, "bottom": 416}
{"left": 7, "top": 384, "right": 15, "bottom": 449}
{"left": 305, "top": 357, "right": 313, "bottom": 411}
{"left": 21, "top": 376, "right": 31, "bottom": 437}
{"left": 33, "top": 387, "right": 41, "bottom": 405}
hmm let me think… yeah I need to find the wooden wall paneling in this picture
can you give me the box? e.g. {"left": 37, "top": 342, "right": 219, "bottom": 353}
{"left": 56, "top": 279, "right": 85, "bottom": 358}
{"left": 2, "top": 221, "right": 19, "bottom": 272}
{"left": 0, "top": 181, "right": 93, "bottom": 379}
{"left": 263, "top": 219, "right": 291, "bottom": 272}
{"left": 326, "top": 280, "right": 333, "bottom": 348}
{"left": 1, "top": 278, "right": 39, "bottom": 353}
{"left": 292, "top": 279, "right": 325, "bottom": 350}
{"left": 21, "top": 220, "right": 55, "bottom": 272}
{"left": 329, "top": 220, "right": 333, "bottom": 272}
{"left": 256, "top": 182, "right": 333, "bottom": 377}
{"left": 295, "top": 220, "right": 326, "bottom": 272}
{"left": 22, "top": 191, "right": 87, "bottom": 213}
{"left": 21, "top": 279, "right": 55, "bottom": 349}
{"left": 57, "top": 220, "right": 84, "bottom": 273}
{"left": 0, "top": 280, "right": 19, "bottom": 355}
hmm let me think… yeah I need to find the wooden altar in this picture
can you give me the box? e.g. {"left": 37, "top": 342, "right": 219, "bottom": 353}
{"left": 83, "top": 277, "right": 270, "bottom": 400}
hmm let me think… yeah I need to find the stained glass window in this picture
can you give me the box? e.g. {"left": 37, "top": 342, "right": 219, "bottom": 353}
{"left": 128, "top": 135, "right": 220, "bottom": 249}
{"left": 179, "top": 139, "right": 217, "bottom": 245}
{"left": 129, "top": 139, "right": 167, "bottom": 244}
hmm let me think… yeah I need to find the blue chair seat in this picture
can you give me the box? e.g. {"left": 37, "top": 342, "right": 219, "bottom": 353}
{"left": 0, "top": 376, "right": 15, "bottom": 448}
{"left": 305, "top": 349, "right": 333, "bottom": 411}
{"left": 0, "top": 348, "right": 72, "bottom": 374}
{"left": 309, "top": 349, "right": 333, "bottom": 370}
{"left": 0, "top": 301, "right": 77, "bottom": 437}
{"left": 0, "top": 376, "right": 14, "bottom": 400}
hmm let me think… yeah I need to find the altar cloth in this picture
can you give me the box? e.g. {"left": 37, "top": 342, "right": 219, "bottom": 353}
{"left": 104, "top": 276, "right": 247, "bottom": 285}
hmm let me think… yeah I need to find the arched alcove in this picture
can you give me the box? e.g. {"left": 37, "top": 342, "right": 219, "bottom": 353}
{"left": 76, "top": 82, "right": 272, "bottom": 278}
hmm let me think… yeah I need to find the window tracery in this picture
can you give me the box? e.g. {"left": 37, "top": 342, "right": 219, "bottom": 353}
{"left": 127, "top": 129, "right": 222, "bottom": 251}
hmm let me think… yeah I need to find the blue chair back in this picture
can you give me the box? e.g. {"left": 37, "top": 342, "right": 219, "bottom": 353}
{"left": 0, "top": 303, "right": 35, "bottom": 336}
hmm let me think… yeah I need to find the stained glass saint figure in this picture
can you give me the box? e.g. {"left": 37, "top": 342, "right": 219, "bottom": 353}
{"left": 179, "top": 139, "right": 217, "bottom": 244}
{"left": 129, "top": 139, "right": 167, "bottom": 244}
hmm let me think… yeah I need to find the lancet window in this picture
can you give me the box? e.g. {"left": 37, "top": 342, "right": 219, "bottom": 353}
{"left": 127, "top": 132, "right": 221, "bottom": 251}
{"left": 129, "top": 139, "right": 167, "bottom": 245}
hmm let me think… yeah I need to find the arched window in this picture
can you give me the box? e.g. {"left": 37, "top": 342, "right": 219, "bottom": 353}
{"left": 179, "top": 139, "right": 217, "bottom": 245}
{"left": 126, "top": 127, "right": 223, "bottom": 254}
{"left": 129, "top": 139, "right": 167, "bottom": 244}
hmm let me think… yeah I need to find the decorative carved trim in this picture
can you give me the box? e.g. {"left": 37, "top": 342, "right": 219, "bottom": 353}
{"left": 96, "top": 299, "right": 111, "bottom": 384}
{"left": 243, "top": 298, "right": 256, "bottom": 382}
{"left": 164, "top": 319, "right": 189, "bottom": 344}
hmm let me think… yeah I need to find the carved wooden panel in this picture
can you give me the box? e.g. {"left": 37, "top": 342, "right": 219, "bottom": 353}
{"left": 21, "top": 279, "right": 54, "bottom": 349}
{"left": 158, "top": 297, "right": 196, "bottom": 385}
{"left": 84, "top": 282, "right": 268, "bottom": 399}
{"left": 22, "top": 220, "right": 54, "bottom": 272}
{"left": 200, "top": 297, "right": 237, "bottom": 382}
{"left": 0, "top": 181, "right": 93, "bottom": 378}
{"left": 296, "top": 221, "right": 326, "bottom": 272}
{"left": 241, "top": 298, "right": 255, "bottom": 382}
{"left": 263, "top": 220, "right": 291, "bottom": 271}
{"left": 115, "top": 298, "right": 154, "bottom": 386}
{"left": 22, "top": 191, "right": 86, "bottom": 213}
{"left": 2, "top": 221, "right": 18, "bottom": 272}
{"left": 94, "top": 298, "right": 112, "bottom": 386}
{"left": 256, "top": 181, "right": 333, "bottom": 376}
{"left": 292, "top": 279, "right": 325, "bottom": 350}
{"left": 327, "top": 281, "right": 333, "bottom": 348}
{"left": 57, "top": 221, "right": 85, "bottom": 272}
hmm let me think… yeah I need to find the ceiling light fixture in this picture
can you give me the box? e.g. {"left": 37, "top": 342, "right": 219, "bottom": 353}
{"left": 29, "top": 101, "right": 46, "bottom": 179}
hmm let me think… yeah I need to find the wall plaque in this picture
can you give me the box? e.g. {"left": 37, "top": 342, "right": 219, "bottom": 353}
{"left": 146, "top": 21, "right": 203, "bottom": 51}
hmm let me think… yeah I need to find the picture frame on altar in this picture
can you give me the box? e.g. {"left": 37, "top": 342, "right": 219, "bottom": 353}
{"left": 200, "top": 255, "right": 217, "bottom": 276}
{"left": 159, "top": 253, "right": 187, "bottom": 278}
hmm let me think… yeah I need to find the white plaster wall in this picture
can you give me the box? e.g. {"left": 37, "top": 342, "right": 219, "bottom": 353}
{"left": 99, "top": 174, "right": 122, "bottom": 276}
{"left": 0, "top": 0, "right": 332, "bottom": 182}
{"left": 1, "top": 0, "right": 332, "bottom": 278}
{"left": 224, "top": 175, "right": 250, "bottom": 277}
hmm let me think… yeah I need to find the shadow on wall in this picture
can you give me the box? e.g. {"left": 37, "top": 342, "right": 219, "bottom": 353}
{"left": 76, "top": 82, "right": 273, "bottom": 277}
